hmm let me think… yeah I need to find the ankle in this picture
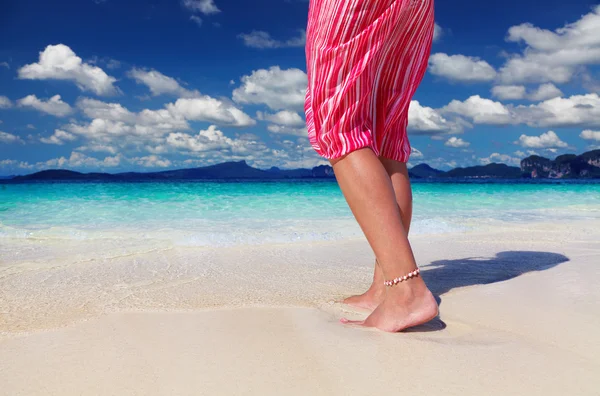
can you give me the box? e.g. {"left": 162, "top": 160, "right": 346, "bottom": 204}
{"left": 385, "top": 278, "right": 429, "bottom": 302}
{"left": 367, "top": 281, "right": 385, "bottom": 296}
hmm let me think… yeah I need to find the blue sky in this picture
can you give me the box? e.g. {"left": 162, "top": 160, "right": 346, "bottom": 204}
{"left": 1, "top": 0, "right": 599, "bottom": 175}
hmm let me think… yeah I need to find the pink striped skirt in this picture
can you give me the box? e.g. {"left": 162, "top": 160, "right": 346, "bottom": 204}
{"left": 304, "top": 0, "right": 435, "bottom": 162}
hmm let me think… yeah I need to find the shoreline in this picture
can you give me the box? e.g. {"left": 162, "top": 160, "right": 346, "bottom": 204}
{"left": 2, "top": 269, "right": 599, "bottom": 395}
{"left": 1, "top": 217, "right": 597, "bottom": 336}
{"left": 1, "top": 218, "right": 599, "bottom": 394}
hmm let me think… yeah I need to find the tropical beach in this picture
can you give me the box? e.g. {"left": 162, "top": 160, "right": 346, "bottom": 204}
{"left": 2, "top": 0, "right": 600, "bottom": 394}
{"left": 1, "top": 180, "right": 599, "bottom": 394}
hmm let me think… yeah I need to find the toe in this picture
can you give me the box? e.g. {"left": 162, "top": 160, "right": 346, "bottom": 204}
{"left": 340, "top": 318, "right": 367, "bottom": 327}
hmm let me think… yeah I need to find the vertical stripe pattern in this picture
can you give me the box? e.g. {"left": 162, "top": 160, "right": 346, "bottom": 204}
{"left": 304, "top": 0, "right": 435, "bottom": 162}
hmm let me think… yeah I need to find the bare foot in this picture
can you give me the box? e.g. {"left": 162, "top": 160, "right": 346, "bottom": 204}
{"left": 341, "top": 259, "right": 385, "bottom": 311}
{"left": 342, "top": 283, "right": 384, "bottom": 311}
{"left": 341, "top": 278, "right": 438, "bottom": 332}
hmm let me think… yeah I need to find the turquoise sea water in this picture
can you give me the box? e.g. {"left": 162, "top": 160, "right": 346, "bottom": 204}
{"left": 1, "top": 180, "right": 599, "bottom": 246}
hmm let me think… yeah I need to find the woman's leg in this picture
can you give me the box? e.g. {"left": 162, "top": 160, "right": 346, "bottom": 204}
{"left": 330, "top": 147, "right": 437, "bottom": 332}
{"left": 342, "top": 157, "right": 413, "bottom": 310}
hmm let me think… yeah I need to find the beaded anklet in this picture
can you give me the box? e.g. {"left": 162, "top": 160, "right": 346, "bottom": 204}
{"left": 383, "top": 268, "right": 420, "bottom": 287}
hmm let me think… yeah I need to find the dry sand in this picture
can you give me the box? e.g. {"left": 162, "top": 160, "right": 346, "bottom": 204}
{"left": 1, "top": 219, "right": 599, "bottom": 395}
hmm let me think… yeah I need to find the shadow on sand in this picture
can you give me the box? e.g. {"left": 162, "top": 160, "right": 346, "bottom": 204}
{"left": 406, "top": 250, "right": 570, "bottom": 332}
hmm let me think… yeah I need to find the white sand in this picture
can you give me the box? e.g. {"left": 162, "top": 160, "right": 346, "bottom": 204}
{"left": 1, "top": 219, "right": 599, "bottom": 395}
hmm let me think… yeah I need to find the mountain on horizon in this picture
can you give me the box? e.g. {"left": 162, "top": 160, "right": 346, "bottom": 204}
{"left": 8, "top": 160, "right": 331, "bottom": 182}
{"left": 521, "top": 149, "right": 600, "bottom": 179}
{"left": 409, "top": 163, "right": 444, "bottom": 178}
{"left": 4, "top": 149, "right": 600, "bottom": 182}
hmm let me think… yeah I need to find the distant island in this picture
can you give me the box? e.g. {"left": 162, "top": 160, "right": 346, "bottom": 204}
{"left": 2, "top": 149, "right": 599, "bottom": 182}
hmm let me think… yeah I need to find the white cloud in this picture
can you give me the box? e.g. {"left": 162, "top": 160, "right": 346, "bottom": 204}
{"left": 40, "top": 129, "right": 78, "bottom": 145}
{"left": 65, "top": 96, "right": 254, "bottom": 160}
{"left": 408, "top": 100, "right": 464, "bottom": 134}
{"left": 129, "top": 154, "right": 172, "bottom": 168}
{"left": 1, "top": 153, "right": 170, "bottom": 172}
{"left": 445, "top": 136, "right": 470, "bottom": 148}
{"left": 128, "top": 68, "right": 199, "bottom": 98}
{"left": 136, "top": 108, "right": 190, "bottom": 132}
{"left": 78, "top": 96, "right": 253, "bottom": 132}
{"left": 166, "top": 125, "right": 275, "bottom": 157}
{"left": 67, "top": 152, "right": 104, "bottom": 167}
{"left": 40, "top": 152, "right": 121, "bottom": 169}
{"left": 238, "top": 30, "right": 306, "bottom": 49}
{"left": 75, "top": 143, "right": 119, "bottom": 155}
{"left": 67, "top": 119, "right": 134, "bottom": 141}
{"left": 0, "top": 159, "right": 33, "bottom": 169}
{"left": 527, "top": 83, "right": 563, "bottom": 101}
{"left": 167, "top": 97, "right": 255, "bottom": 127}
{"left": 479, "top": 152, "right": 521, "bottom": 166}
{"left": 181, "top": 0, "right": 220, "bottom": 14}
{"left": 102, "top": 154, "right": 122, "bottom": 167}
{"left": 266, "top": 124, "right": 307, "bottom": 137}
{"left": 0, "top": 96, "right": 12, "bottom": 108}
{"left": 232, "top": 66, "right": 307, "bottom": 111}
{"left": 17, "top": 94, "right": 73, "bottom": 117}
{"left": 40, "top": 156, "right": 67, "bottom": 168}
{"left": 106, "top": 59, "right": 121, "bottom": 70}
{"left": 257, "top": 110, "right": 305, "bottom": 127}
{"left": 516, "top": 93, "right": 600, "bottom": 128}
{"left": 410, "top": 147, "right": 424, "bottom": 159}
{"left": 0, "top": 131, "right": 24, "bottom": 144}
{"left": 40, "top": 152, "right": 163, "bottom": 170}
{"left": 491, "top": 85, "right": 526, "bottom": 100}
{"left": 69, "top": 113, "right": 179, "bottom": 143}
{"left": 88, "top": 56, "right": 121, "bottom": 70}
{"left": 0, "top": 62, "right": 9, "bottom": 69}
{"left": 428, "top": 53, "right": 497, "bottom": 82}
{"left": 18, "top": 44, "right": 118, "bottom": 96}
{"left": 491, "top": 84, "right": 562, "bottom": 102}
{"left": 515, "top": 130, "right": 568, "bottom": 148}
{"left": 499, "top": 5, "right": 600, "bottom": 84}
{"left": 580, "top": 129, "right": 600, "bottom": 142}
{"left": 433, "top": 23, "right": 443, "bottom": 42}
{"left": 443, "top": 95, "right": 513, "bottom": 125}
{"left": 75, "top": 97, "right": 187, "bottom": 145}
{"left": 256, "top": 110, "right": 307, "bottom": 137}
{"left": 498, "top": 58, "right": 571, "bottom": 85}
{"left": 190, "top": 15, "right": 203, "bottom": 27}
{"left": 167, "top": 125, "right": 233, "bottom": 153}
{"left": 76, "top": 97, "right": 136, "bottom": 123}
{"left": 5, "top": 135, "right": 327, "bottom": 172}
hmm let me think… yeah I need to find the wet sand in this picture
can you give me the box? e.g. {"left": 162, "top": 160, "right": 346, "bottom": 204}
{"left": 1, "top": 219, "right": 599, "bottom": 395}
